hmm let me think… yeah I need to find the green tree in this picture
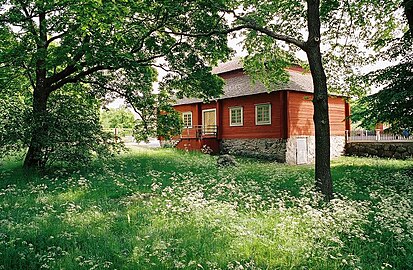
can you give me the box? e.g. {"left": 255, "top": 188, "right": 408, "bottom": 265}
{"left": 351, "top": 0, "right": 413, "bottom": 132}
{"left": 1, "top": 0, "right": 231, "bottom": 168}
{"left": 101, "top": 106, "right": 136, "bottom": 129}
{"left": 132, "top": 90, "right": 183, "bottom": 143}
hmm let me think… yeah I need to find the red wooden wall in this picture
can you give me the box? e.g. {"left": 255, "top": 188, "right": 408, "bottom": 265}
{"left": 220, "top": 92, "right": 282, "bottom": 139}
{"left": 173, "top": 69, "right": 349, "bottom": 142}
{"left": 287, "top": 91, "right": 347, "bottom": 136}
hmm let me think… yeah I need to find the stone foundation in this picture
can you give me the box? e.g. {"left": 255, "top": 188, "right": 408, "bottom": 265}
{"left": 220, "top": 138, "right": 287, "bottom": 162}
{"left": 286, "top": 136, "right": 345, "bottom": 164}
{"left": 346, "top": 142, "right": 413, "bottom": 159}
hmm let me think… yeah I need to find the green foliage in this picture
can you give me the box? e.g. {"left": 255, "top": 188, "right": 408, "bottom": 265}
{"left": 352, "top": 3, "right": 413, "bottom": 131}
{"left": 230, "top": 0, "right": 405, "bottom": 96}
{"left": 0, "top": 80, "right": 121, "bottom": 167}
{"left": 156, "top": 111, "right": 182, "bottom": 140}
{"left": 39, "top": 85, "right": 122, "bottom": 167}
{"left": 0, "top": 60, "right": 32, "bottom": 158}
{"left": 132, "top": 91, "right": 182, "bottom": 142}
{"left": 352, "top": 60, "right": 413, "bottom": 131}
{"left": 0, "top": 0, "right": 232, "bottom": 97}
{"left": 349, "top": 100, "right": 378, "bottom": 130}
{"left": 1, "top": 149, "right": 412, "bottom": 269}
{"left": 100, "top": 106, "right": 136, "bottom": 129}
{"left": 0, "top": 89, "right": 31, "bottom": 159}
{"left": 1, "top": 0, "right": 233, "bottom": 167}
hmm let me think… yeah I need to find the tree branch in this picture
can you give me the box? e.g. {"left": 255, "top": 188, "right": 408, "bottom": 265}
{"left": 131, "top": 11, "right": 169, "bottom": 53}
{"left": 22, "top": 64, "right": 36, "bottom": 89}
{"left": 46, "top": 32, "right": 68, "bottom": 46}
{"left": 48, "top": 65, "right": 108, "bottom": 92}
{"left": 164, "top": 11, "right": 307, "bottom": 51}
{"left": 224, "top": 9, "right": 307, "bottom": 51}
{"left": 16, "top": 0, "right": 39, "bottom": 39}
{"left": 135, "top": 38, "right": 184, "bottom": 64}
{"left": 163, "top": 25, "right": 245, "bottom": 38}
{"left": 46, "top": 35, "right": 90, "bottom": 85}
{"left": 80, "top": 79, "right": 145, "bottom": 120}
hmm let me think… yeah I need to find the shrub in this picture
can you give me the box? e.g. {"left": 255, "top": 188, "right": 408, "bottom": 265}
{"left": 39, "top": 87, "right": 122, "bottom": 167}
{"left": 1, "top": 83, "right": 123, "bottom": 168}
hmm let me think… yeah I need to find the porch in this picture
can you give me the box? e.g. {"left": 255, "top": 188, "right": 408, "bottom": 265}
{"left": 180, "top": 125, "right": 218, "bottom": 139}
{"left": 176, "top": 125, "right": 220, "bottom": 153}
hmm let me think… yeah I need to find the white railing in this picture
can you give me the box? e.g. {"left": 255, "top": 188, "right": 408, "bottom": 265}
{"left": 346, "top": 129, "right": 413, "bottom": 142}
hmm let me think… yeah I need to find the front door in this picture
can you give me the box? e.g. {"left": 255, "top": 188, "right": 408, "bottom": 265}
{"left": 202, "top": 109, "right": 216, "bottom": 135}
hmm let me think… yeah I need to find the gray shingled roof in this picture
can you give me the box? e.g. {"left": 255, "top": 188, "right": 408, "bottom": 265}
{"left": 174, "top": 58, "right": 314, "bottom": 106}
{"left": 211, "top": 57, "right": 243, "bottom": 74}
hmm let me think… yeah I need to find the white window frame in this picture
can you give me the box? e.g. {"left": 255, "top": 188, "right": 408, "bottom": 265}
{"left": 182, "top": 111, "right": 193, "bottom": 128}
{"left": 255, "top": 103, "right": 271, "bottom": 125}
{"left": 229, "top": 106, "right": 243, "bottom": 126}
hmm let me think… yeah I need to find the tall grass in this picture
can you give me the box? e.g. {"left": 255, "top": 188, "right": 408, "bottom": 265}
{"left": 0, "top": 148, "right": 412, "bottom": 269}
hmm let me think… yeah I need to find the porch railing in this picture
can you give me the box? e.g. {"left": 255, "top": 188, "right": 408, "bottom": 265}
{"left": 346, "top": 129, "right": 413, "bottom": 142}
{"left": 181, "top": 125, "right": 218, "bottom": 139}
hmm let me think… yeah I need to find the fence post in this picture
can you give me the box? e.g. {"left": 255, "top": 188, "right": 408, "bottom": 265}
{"left": 375, "top": 129, "right": 380, "bottom": 141}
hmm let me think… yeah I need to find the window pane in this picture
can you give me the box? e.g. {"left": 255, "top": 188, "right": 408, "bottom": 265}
{"left": 230, "top": 107, "right": 242, "bottom": 125}
{"left": 183, "top": 113, "right": 192, "bottom": 127}
{"left": 256, "top": 104, "right": 271, "bottom": 124}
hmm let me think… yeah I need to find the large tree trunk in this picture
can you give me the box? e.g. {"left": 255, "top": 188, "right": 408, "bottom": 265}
{"left": 306, "top": 0, "right": 333, "bottom": 200}
{"left": 23, "top": 86, "right": 50, "bottom": 168}
{"left": 23, "top": 11, "right": 50, "bottom": 168}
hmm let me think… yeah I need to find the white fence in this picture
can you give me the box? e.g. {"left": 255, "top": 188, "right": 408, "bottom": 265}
{"left": 346, "top": 129, "right": 413, "bottom": 142}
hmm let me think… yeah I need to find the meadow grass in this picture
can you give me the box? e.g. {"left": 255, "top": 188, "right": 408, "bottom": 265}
{"left": 0, "top": 148, "right": 412, "bottom": 269}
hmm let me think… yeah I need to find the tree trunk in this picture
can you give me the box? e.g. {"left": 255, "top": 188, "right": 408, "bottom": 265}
{"left": 23, "top": 86, "right": 50, "bottom": 168}
{"left": 23, "top": 11, "right": 49, "bottom": 169}
{"left": 404, "top": 0, "right": 413, "bottom": 35}
{"left": 306, "top": 0, "right": 333, "bottom": 201}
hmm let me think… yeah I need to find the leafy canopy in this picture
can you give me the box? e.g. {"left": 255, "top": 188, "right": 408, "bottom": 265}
{"left": 1, "top": 0, "right": 236, "bottom": 165}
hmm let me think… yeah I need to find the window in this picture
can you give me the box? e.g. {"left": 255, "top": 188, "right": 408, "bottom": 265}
{"left": 255, "top": 103, "right": 271, "bottom": 125}
{"left": 182, "top": 112, "right": 192, "bottom": 128}
{"left": 229, "top": 107, "right": 243, "bottom": 126}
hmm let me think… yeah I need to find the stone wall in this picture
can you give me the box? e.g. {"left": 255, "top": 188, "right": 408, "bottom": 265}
{"left": 220, "top": 138, "right": 287, "bottom": 162}
{"left": 286, "top": 136, "right": 345, "bottom": 164}
{"left": 346, "top": 142, "right": 413, "bottom": 159}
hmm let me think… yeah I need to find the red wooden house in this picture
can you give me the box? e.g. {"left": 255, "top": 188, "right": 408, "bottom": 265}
{"left": 169, "top": 58, "right": 350, "bottom": 164}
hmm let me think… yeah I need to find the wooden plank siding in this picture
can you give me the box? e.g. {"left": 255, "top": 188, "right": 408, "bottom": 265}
{"left": 287, "top": 91, "right": 347, "bottom": 136}
{"left": 172, "top": 104, "right": 199, "bottom": 139}
{"left": 174, "top": 104, "right": 199, "bottom": 124}
{"left": 220, "top": 92, "right": 282, "bottom": 139}
{"left": 173, "top": 91, "right": 348, "bottom": 141}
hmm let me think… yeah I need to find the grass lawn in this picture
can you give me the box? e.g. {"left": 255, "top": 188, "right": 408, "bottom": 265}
{"left": 0, "top": 148, "right": 412, "bottom": 270}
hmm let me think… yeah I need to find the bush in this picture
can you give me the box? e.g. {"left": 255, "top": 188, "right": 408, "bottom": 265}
{"left": 0, "top": 92, "right": 31, "bottom": 159}
{"left": 39, "top": 87, "right": 123, "bottom": 167}
{"left": 1, "top": 83, "right": 123, "bottom": 168}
